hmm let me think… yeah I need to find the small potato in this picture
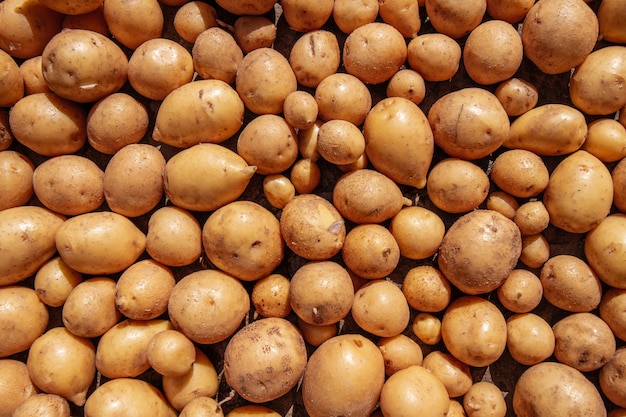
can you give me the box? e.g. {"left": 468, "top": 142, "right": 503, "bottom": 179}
{"left": 342, "top": 225, "right": 400, "bottom": 280}
{"left": 514, "top": 201, "right": 550, "bottom": 236}
{"left": 9, "top": 92, "right": 86, "bottom": 156}
{"left": 0, "top": 110, "right": 12, "bottom": 151}
{"left": 174, "top": 1, "right": 218, "bottom": 43}
{"left": 146, "top": 206, "right": 202, "bottom": 267}
{"left": 402, "top": 266, "right": 451, "bottom": 312}
{"left": 337, "top": 152, "right": 368, "bottom": 172}
{"left": 0, "top": 359, "right": 38, "bottom": 417}
{"left": 281, "top": 0, "right": 334, "bottom": 32}
{"left": 128, "top": 38, "right": 194, "bottom": 101}
{"left": 425, "top": 0, "right": 486, "bottom": 39}
{"left": 463, "top": 381, "right": 507, "bottom": 417}
{"left": 283, "top": 90, "right": 318, "bottom": 130}
{"left": 490, "top": 149, "right": 549, "bottom": 198}
{"left": 162, "top": 348, "right": 218, "bottom": 411}
{"left": 0, "top": 286, "right": 49, "bottom": 358}
{"left": 519, "top": 233, "right": 550, "bottom": 269}
{"left": 613, "top": 158, "right": 626, "bottom": 213}
{"left": 41, "top": 29, "right": 128, "bottom": 103}
{"left": 251, "top": 274, "right": 291, "bottom": 318}
{"left": 290, "top": 158, "right": 321, "bottom": 194}
{"left": 38, "top": 0, "right": 102, "bottom": 15}
{"left": 463, "top": 20, "right": 523, "bottom": 85}
{"left": 422, "top": 351, "right": 472, "bottom": 398}
{"left": 390, "top": 206, "right": 445, "bottom": 260}
{"left": 33, "top": 155, "right": 104, "bottom": 216}
{"left": 0, "top": 150, "right": 34, "bottom": 211}
{"left": 352, "top": 279, "right": 410, "bottom": 337}
{"left": 262, "top": 174, "right": 296, "bottom": 209}
{"left": 147, "top": 329, "right": 196, "bottom": 377}
{"left": 226, "top": 406, "right": 280, "bottom": 417}
{"left": 343, "top": 22, "right": 407, "bottom": 85}
{"left": 600, "top": 347, "right": 626, "bottom": 408}
{"left": 377, "top": 334, "right": 423, "bottom": 376}
{"left": 506, "top": 313, "right": 555, "bottom": 366}
{"left": 0, "top": 49, "right": 24, "bottom": 107}
{"left": 495, "top": 78, "right": 539, "bottom": 117}
{"left": 103, "top": 0, "right": 163, "bottom": 50}
{"left": 598, "top": 0, "right": 626, "bottom": 43}
{"left": 289, "top": 261, "right": 354, "bottom": 326}
{"left": 385, "top": 69, "right": 426, "bottom": 105}
{"left": 332, "top": 0, "right": 379, "bottom": 34}
{"left": 67, "top": 109, "right": 105, "bottom": 154}
{"left": 540, "top": 254, "right": 603, "bottom": 312}
{"left": 411, "top": 312, "right": 442, "bottom": 345}
{"left": 427, "top": 158, "right": 490, "bottom": 213}
{"left": 12, "top": 393, "right": 70, "bottom": 417}
{"left": 407, "top": 33, "right": 461, "bottom": 81}
{"left": 497, "top": 269, "right": 543, "bottom": 313}
{"left": 84, "top": 378, "right": 176, "bottom": 417}
{"left": 180, "top": 397, "right": 224, "bottom": 417}
{"left": 486, "top": 191, "right": 519, "bottom": 219}
{"left": 62, "top": 7, "right": 110, "bottom": 36}
{"left": 298, "top": 123, "right": 322, "bottom": 161}
{"left": 583, "top": 118, "right": 626, "bottom": 162}
{"left": 215, "top": 0, "right": 276, "bottom": 15}
{"left": 193, "top": 27, "right": 243, "bottom": 84}
{"left": 378, "top": 0, "right": 421, "bottom": 38}
{"left": 233, "top": 16, "right": 276, "bottom": 53}
{"left": 315, "top": 73, "right": 372, "bottom": 125}
{"left": 316, "top": 119, "right": 365, "bottom": 165}
{"left": 600, "top": 288, "right": 626, "bottom": 341}
{"left": 236, "top": 114, "right": 298, "bottom": 175}
{"left": 585, "top": 214, "right": 626, "bottom": 289}
{"left": 34, "top": 257, "right": 82, "bottom": 308}
{"left": 289, "top": 30, "right": 341, "bottom": 88}
{"left": 19, "top": 56, "right": 51, "bottom": 95}
{"left": 486, "top": 0, "right": 535, "bottom": 23}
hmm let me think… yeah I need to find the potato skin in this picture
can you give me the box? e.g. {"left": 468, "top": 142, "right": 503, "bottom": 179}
{"left": 0, "top": 286, "right": 49, "bottom": 358}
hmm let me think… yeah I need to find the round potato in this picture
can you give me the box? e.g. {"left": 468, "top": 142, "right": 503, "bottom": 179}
{"left": 407, "top": 33, "right": 461, "bottom": 81}
{"left": 422, "top": 351, "right": 472, "bottom": 398}
{"left": 402, "top": 266, "right": 451, "bottom": 312}
{"left": 146, "top": 207, "right": 202, "bottom": 267}
{"left": 464, "top": 382, "right": 507, "bottom": 417}
{"left": 486, "top": 0, "right": 535, "bottom": 23}
{"left": 600, "top": 288, "right": 626, "bottom": 341}
{"left": 289, "top": 30, "right": 341, "bottom": 88}
{"left": 598, "top": 0, "right": 626, "bottom": 43}
{"left": 342, "top": 224, "right": 400, "bottom": 279}
{"left": 600, "top": 347, "right": 626, "bottom": 408}
{"left": 378, "top": 0, "right": 421, "bottom": 38}
{"left": 0, "top": 150, "right": 34, "bottom": 211}
{"left": 495, "top": 77, "right": 539, "bottom": 116}
{"left": 61, "top": 7, "right": 110, "bottom": 36}
{"left": 351, "top": 279, "right": 410, "bottom": 337}
{"left": 386, "top": 69, "right": 426, "bottom": 105}
{"left": 251, "top": 274, "right": 291, "bottom": 319}
{"left": 233, "top": 16, "right": 276, "bottom": 53}
{"left": 490, "top": 149, "right": 549, "bottom": 198}
{"left": 192, "top": 27, "right": 243, "bottom": 84}
{"left": 281, "top": 0, "right": 334, "bottom": 32}
{"left": 103, "top": 0, "right": 163, "bottom": 50}
{"left": 377, "top": 334, "right": 423, "bottom": 376}
{"left": 332, "top": 0, "right": 379, "bottom": 34}
{"left": 162, "top": 348, "right": 219, "bottom": 410}
{"left": 34, "top": 256, "right": 83, "bottom": 308}
{"left": 0, "top": 286, "right": 49, "bottom": 358}
{"left": 174, "top": 1, "right": 218, "bottom": 43}
{"left": 425, "top": 0, "right": 486, "bottom": 39}
{"left": 283, "top": 90, "right": 318, "bottom": 130}
{"left": 583, "top": 118, "right": 626, "bottom": 163}
{"left": 315, "top": 72, "right": 372, "bottom": 125}
{"left": 62, "top": 277, "right": 121, "bottom": 338}
{"left": 215, "top": 0, "right": 276, "bottom": 15}
{"left": 39, "top": 0, "right": 103, "bottom": 15}
{"left": 262, "top": 174, "right": 296, "bottom": 209}
{"left": 506, "top": 313, "right": 555, "bottom": 366}
{"left": 427, "top": 158, "right": 490, "bottom": 213}
{"left": 0, "top": 49, "right": 24, "bottom": 107}
{"left": 84, "top": 378, "right": 176, "bottom": 417}
{"left": 390, "top": 207, "right": 445, "bottom": 260}
{"left": 316, "top": 119, "right": 365, "bottom": 166}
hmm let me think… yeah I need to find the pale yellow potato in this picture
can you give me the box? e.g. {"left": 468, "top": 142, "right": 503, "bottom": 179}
{"left": 179, "top": 396, "right": 224, "bottom": 417}
{"left": 377, "top": 334, "right": 423, "bottom": 376}
{"left": 251, "top": 274, "right": 292, "bottom": 318}
{"left": 342, "top": 225, "right": 400, "bottom": 280}
{"left": 315, "top": 72, "right": 371, "bottom": 125}
{"left": 19, "top": 56, "right": 51, "bottom": 95}
{"left": 316, "top": 119, "right": 365, "bottom": 165}
{"left": 402, "top": 265, "right": 451, "bottom": 312}
{"left": 12, "top": 393, "right": 71, "bottom": 417}
{"left": 215, "top": 0, "right": 276, "bottom": 15}
{"left": 490, "top": 149, "right": 549, "bottom": 198}
{"left": 283, "top": 90, "right": 318, "bottom": 130}
{"left": 147, "top": 329, "right": 196, "bottom": 377}
{"left": 337, "top": 152, "right": 368, "bottom": 172}
{"left": 425, "top": 0, "right": 486, "bottom": 39}
{"left": 146, "top": 206, "right": 202, "bottom": 267}
{"left": 600, "top": 347, "right": 626, "bottom": 408}
{"left": 34, "top": 257, "right": 82, "bottom": 308}
{"left": 103, "top": 0, "right": 163, "bottom": 50}
{"left": 390, "top": 206, "right": 445, "bottom": 260}
{"left": 115, "top": 260, "right": 175, "bottom": 320}
{"left": 386, "top": 69, "right": 426, "bottom": 105}
{"left": 174, "top": 1, "right": 218, "bottom": 43}
{"left": 598, "top": 0, "right": 626, "bottom": 43}
{"left": 289, "top": 30, "right": 341, "bottom": 88}
{"left": 427, "top": 158, "right": 490, "bottom": 213}
{"left": 162, "top": 348, "right": 218, "bottom": 410}
{"left": 233, "top": 16, "right": 276, "bottom": 53}
{"left": 0, "top": 286, "right": 48, "bottom": 358}
{"left": 407, "top": 33, "right": 461, "bottom": 81}
{"left": 583, "top": 118, "right": 626, "bottom": 162}
{"left": 495, "top": 78, "right": 539, "bottom": 116}
{"left": 332, "top": 0, "right": 379, "bottom": 34}
{"left": 226, "top": 405, "right": 280, "bottom": 417}
{"left": 0, "top": 49, "right": 24, "bottom": 107}
{"left": 62, "top": 277, "right": 121, "bottom": 338}
{"left": 0, "top": 360, "right": 37, "bottom": 417}
{"left": 84, "top": 378, "right": 176, "bottom": 417}
{"left": 39, "top": 0, "right": 102, "bottom": 15}
{"left": 62, "top": 7, "right": 110, "bottom": 36}
{"left": 412, "top": 312, "right": 442, "bottom": 345}
{"left": 0, "top": 110, "right": 12, "bottom": 151}
{"left": 422, "top": 351, "right": 472, "bottom": 398}
{"left": 281, "top": 0, "right": 334, "bottom": 32}
{"left": 192, "top": 27, "right": 243, "bottom": 84}
{"left": 463, "top": 381, "right": 507, "bottom": 417}
{"left": 379, "top": 0, "right": 421, "bottom": 38}
{"left": 585, "top": 213, "right": 626, "bottom": 289}
{"left": 485, "top": 191, "right": 519, "bottom": 219}
{"left": 262, "top": 174, "right": 296, "bottom": 209}
{"left": 0, "top": 150, "right": 33, "bottom": 211}
{"left": 600, "top": 288, "right": 626, "bottom": 341}
{"left": 506, "top": 313, "right": 555, "bottom": 366}
{"left": 514, "top": 201, "right": 550, "bottom": 236}
{"left": 289, "top": 158, "right": 321, "bottom": 194}
{"left": 486, "top": 0, "right": 535, "bottom": 23}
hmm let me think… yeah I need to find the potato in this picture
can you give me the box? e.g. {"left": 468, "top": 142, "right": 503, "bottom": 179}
{"left": 283, "top": 91, "right": 318, "bottom": 131}
{"left": 351, "top": 279, "right": 409, "bottom": 337}
{"left": 411, "top": 312, "right": 442, "bottom": 345}
{"left": 583, "top": 119, "right": 626, "bottom": 163}
{"left": 281, "top": 0, "right": 334, "bottom": 32}
{"left": 289, "top": 158, "right": 321, "bottom": 194}
{"left": 447, "top": 400, "right": 467, "bottom": 417}
{"left": 202, "top": 201, "right": 284, "bottom": 281}
{"left": 0, "top": 110, "right": 12, "bottom": 151}
{"left": 289, "top": 261, "right": 354, "bottom": 325}
{"left": 377, "top": 334, "right": 423, "bottom": 376}
{"left": 61, "top": 7, "right": 110, "bottom": 36}
{"left": 33, "top": 155, "right": 104, "bottom": 216}
{"left": 390, "top": 207, "right": 445, "bottom": 261}
{"left": 55, "top": 212, "right": 145, "bottom": 275}
{"left": 103, "top": 0, "right": 163, "bottom": 50}
{"left": 297, "top": 319, "right": 337, "bottom": 347}
{"left": 519, "top": 233, "right": 550, "bottom": 269}
{"left": 236, "top": 114, "right": 298, "bottom": 175}
{"left": 598, "top": 0, "right": 626, "bottom": 43}
{"left": 379, "top": 365, "right": 450, "bottom": 417}
{"left": 378, "top": 0, "right": 420, "bottom": 38}
{"left": 27, "top": 327, "right": 96, "bottom": 406}
{"left": 441, "top": 296, "right": 507, "bottom": 367}
{"left": 163, "top": 143, "right": 256, "bottom": 211}
{"left": 298, "top": 119, "right": 322, "bottom": 160}
{"left": 146, "top": 206, "right": 202, "bottom": 267}
{"left": 427, "top": 158, "right": 490, "bottom": 213}
{"left": 168, "top": 270, "right": 250, "bottom": 344}
{"left": 12, "top": 393, "right": 70, "bottom": 417}
{"left": 486, "top": 0, "right": 535, "bottom": 23}
{"left": 84, "top": 378, "right": 176, "bottom": 417}
{"left": 0, "top": 49, "right": 23, "bottom": 107}
{"left": 34, "top": 257, "right": 83, "bottom": 308}
{"left": 251, "top": 274, "right": 291, "bottom": 318}
{"left": 485, "top": 190, "right": 519, "bottom": 219}
{"left": 104, "top": 143, "right": 165, "bottom": 217}
{"left": 236, "top": 47, "right": 297, "bottom": 115}
{"left": 513, "top": 362, "right": 606, "bottom": 417}
{"left": 506, "top": 313, "right": 555, "bottom": 366}
{"left": 428, "top": 87, "right": 510, "bottom": 160}
{"left": 96, "top": 319, "right": 172, "bottom": 378}
{"left": 262, "top": 174, "right": 296, "bottom": 209}
{"left": 600, "top": 288, "right": 626, "bottom": 341}
{"left": 504, "top": 103, "right": 587, "bottom": 156}
{"left": 402, "top": 266, "right": 451, "bottom": 312}
{"left": 600, "top": 346, "right": 626, "bottom": 408}
{"left": 280, "top": 194, "right": 346, "bottom": 260}
{"left": 463, "top": 382, "right": 507, "bottom": 417}
{"left": 215, "top": 0, "right": 276, "bottom": 15}
{"left": 224, "top": 317, "right": 307, "bottom": 403}
{"left": 385, "top": 69, "right": 426, "bottom": 105}
{"left": 128, "top": 38, "right": 194, "bottom": 101}
{"left": 162, "top": 348, "right": 219, "bottom": 410}
{"left": 425, "top": 0, "right": 486, "bottom": 39}
{"left": 87, "top": 93, "right": 148, "bottom": 154}
{"left": 62, "top": 277, "right": 121, "bottom": 338}
{"left": 570, "top": 46, "right": 626, "bottom": 116}
{"left": 9, "top": 92, "right": 86, "bottom": 156}
{"left": 41, "top": 29, "right": 128, "bottom": 103}
{"left": 0, "top": 0, "right": 63, "bottom": 59}
{"left": 407, "top": 33, "right": 461, "bottom": 81}
{"left": 543, "top": 150, "right": 613, "bottom": 233}
{"left": 514, "top": 201, "right": 550, "bottom": 236}
{"left": 584, "top": 213, "right": 626, "bottom": 289}
{"left": 332, "top": 0, "right": 378, "bottom": 34}
{"left": 147, "top": 329, "right": 196, "bottom": 377}
{"left": 153, "top": 80, "right": 245, "bottom": 148}
{"left": 316, "top": 119, "right": 365, "bottom": 166}
{"left": 463, "top": 20, "right": 523, "bottom": 85}
{"left": 490, "top": 149, "right": 549, "bottom": 198}
{"left": 540, "top": 254, "right": 603, "bottom": 312}
{"left": 364, "top": 97, "right": 434, "bottom": 188}
{"left": 0, "top": 206, "right": 64, "bottom": 286}
{"left": 343, "top": 22, "right": 407, "bottom": 85}
{"left": 174, "top": 1, "right": 218, "bottom": 43}
{"left": 180, "top": 397, "right": 224, "bottom": 417}
{"left": 612, "top": 158, "right": 626, "bottom": 213}
{"left": 342, "top": 225, "right": 400, "bottom": 280}
{"left": 115, "top": 260, "right": 175, "bottom": 320}
{"left": 0, "top": 286, "right": 48, "bottom": 358}
{"left": 0, "top": 359, "right": 37, "bottom": 417}
{"left": 422, "top": 351, "right": 472, "bottom": 398}
{"left": 315, "top": 73, "right": 372, "bottom": 125}
{"left": 193, "top": 27, "right": 243, "bottom": 85}
{"left": 233, "top": 16, "right": 276, "bottom": 53}
{"left": 0, "top": 150, "right": 33, "bottom": 211}
{"left": 39, "top": 0, "right": 102, "bottom": 15}
{"left": 301, "top": 334, "right": 385, "bottom": 417}
{"left": 289, "top": 30, "right": 341, "bottom": 88}
{"left": 495, "top": 78, "right": 538, "bottom": 117}
{"left": 226, "top": 405, "right": 280, "bottom": 417}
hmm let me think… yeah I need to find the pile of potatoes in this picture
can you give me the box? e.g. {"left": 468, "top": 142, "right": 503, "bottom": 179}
{"left": 1, "top": 0, "right": 626, "bottom": 416}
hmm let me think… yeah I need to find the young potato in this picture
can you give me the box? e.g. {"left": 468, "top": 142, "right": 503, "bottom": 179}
{"left": 41, "top": 29, "right": 128, "bottom": 103}
{"left": 513, "top": 362, "right": 606, "bottom": 417}
{"left": 377, "top": 334, "right": 423, "bottom": 376}
{"left": 583, "top": 118, "right": 626, "bottom": 162}
{"left": 598, "top": 0, "right": 626, "bottom": 43}
{"left": 613, "top": 158, "right": 626, "bottom": 213}
{"left": 378, "top": 0, "right": 421, "bottom": 38}
{"left": 315, "top": 73, "right": 372, "bottom": 125}
{"left": 427, "top": 158, "right": 490, "bottom": 213}
{"left": 103, "top": 0, "right": 163, "bottom": 50}
{"left": 62, "top": 7, "right": 110, "bottom": 36}
{"left": 428, "top": 87, "right": 510, "bottom": 160}
{"left": 343, "top": 22, "right": 407, "bottom": 85}
{"left": 337, "top": 152, "right": 368, "bottom": 172}
{"left": 224, "top": 317, "right": 307, "bottom": 403}
{"left": 12, "top": 393, "right": 71, "bottom": 417}
{"left": 316, "top": 119, "right": 365, "bottom": 165}
{"left": 364, "top": 97, "right": 434, "bottom": 188}
{"left": 0, "top": 49, "right": 24, "bottom": 107}
{"left": 497, "top": 269, "right": 543, "bottom": 313}
{"left": 519, "top": 233, "right": 550, "bottom": 269}
{"left": 0, "top": 150, "right": 34, "bottom": 211}
{"left": 342, "top": 225, "right": 400, "bottom": 280}
{"left": 386, "top": 69, "right": 426, "bottom": 105}
{"left": 495, "top": 78, "right": 539, "bottom": 117}
{"left": 407, "top": 33, "right": 462, "bottom": 81}
{"left": 290, "top": 158, "right": 321, "bottom": 194}
{"left": 153, "top": 80, "right": 245, "bottom": 147}
{"left": 147, "top": 329, "right": 196, "bottom": 377}
{"left": 514, "top": 201, "right": 550, "bottom": 236}
{"left": 162, "top": 348, "right": 219, "bottom": 411}
{"left": 297, "top": 318, "right": 337, "bottom": 347}
{"left": 486, "top": 0, "right": 535, "bottom": 23}
{"left": 506, "top": 313, "right": 555, "bottom": 366}
{"left": 0, "top": 286, "right": 49, "bottom": 358}
{"left": 351, "top": 279, "right": 410, "bottom": 337}
{"left": 463, "top": 20, "right": 523, "bottom": 85}
{"left": 390, "top": 206, "right": 445, "bottom": 260}
{"left": 180, "top": 397, "right": 224, "bottom": 417}
{"left": 570, "top": 46, "right": 626, "bottom": 115}
{"left": 289, "top": 30, "right": 341, "bottom": 88}
{"left": 600, "top": 347, "right": 626, "bottom": 408}
{"left": 174, "top": 1, "right": 218, "bottom": 43}
{"left": 9, "top": 92, "right": 87, "bottom": 157}
{"left": 425, "top": 0, "right": 486, "bottom": 39}
{"left": 215, "top": 0, "right": 276, "bottom": 15}
{"left": 34, "top": 257, "right": 83, "bottom": 308}
{"left": 281, "top": 0, "right": 334, "bottom": 32}
{"left": 332, "top": 0, "right": 379, "bottom": 34}
{"left": 0, "top": 110, "right": 12, "bottom": 151}
{"left": 251, "top": 274, "right": 291, "bottom": 318}
{"left": 39, "top": 0, "right": 102, "bottom": 15}
{"left": 412, "top": 312, "right": 442, "bottom": 345}
{"left": 168, "top": 270, "right": 250, "bottom": 344}
{"left": 62, "top": 277, "right": 120, "bottom": 339}
{"left": 202, "top": 201, "right": 284, "bottom": 281}
{"left": 585, "top": 214, "right": 626, "bottom": 289}
{"left": 84, "top": 378, "right": 176, "bottom": 417}
{"left": 263, "top": 174, "right": 296, "bottom": 209}
{"left": 486, "top": 191, "right": 519, "bottom": 219}
{"left": 543, "top": 150, "right": 613, "bottom": 233}
{"left": 422, "top": 351, "right": 473, "bottom": 398}
{"left": 298, "top": 121, "right": 322, "bottom": 161}
{"left": 115, "top": 260, "right": 175, "bottom": 320}
{"left": 463, "top": 382, "right": 507, "bottom": 417}
{"left": 0, "top": 359, "right": 38, "bottom": 417}
{"left": 128, "top": 38, "right": 194, "bottom": 101}
{"left": 236, "top": 114, "right": 298, "bottom": 175}
{"left": 490, "top": 149, "right": 549, "bottom": 198}
{"left": 600, "top": 288, "right": 626, "bottom": 341}
{"left": 283, "top": 90, "right": 318, "bottom": 130}
{"left": 402, "top": 266, "right": 451, "bottom": 312}
{"left": 193, "top": 27, "right": 243, "bottom": 85}
{"left": 441, "top": 296, "right": 507, "bottom": 367}
{"left": 233, "top": 16, "right": 276, "bottom": 53}
{"left": 236, "top": 47, "right": 297, "bottom": 115}
{"left": 146, "top": 206, "right": 202, "bottom": 267}
{"left": 33, "top": 155, "right": 104, "bottom": 216}
{"left": 447, "top": 400, "right": 467, "bottom": 417}
{"left": 540, "top": 254, "right": 603, "bottom": 312}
